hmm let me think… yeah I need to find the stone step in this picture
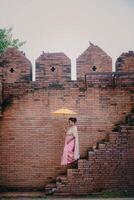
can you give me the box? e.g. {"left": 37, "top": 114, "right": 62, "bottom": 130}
{"left": 110, "top": 130, "right": 119, "bottom": 134}
{"left": 94, "top": 148, "right": 99, "bottom": 153}
{"left": 127, "top": 129, "right": 134, "bottom": 134}
{"left": 87, "top": 147, "right": 94, "bottom": 151}
{"left": 127, "top": 113, "right": 134, "bottom": 117}
{"left": 45, "top": 183, "right": 57, "bottom": 195}
{"left": 67, "top": 160, "right": 78, "bottom": 169}
{"left": 112, "top": 124, "right": 134, "bottom": 131}
{"left": 56, "top": 175, "right": 67, "bottom": 181}
{"left": 120, "top": 125, "right": 134, "bottom": 130}
{"left": 98, "top": 143, "right": 107, "bottom": 149}
{"left": 56, "top": 175, "right": 68, "bottom": 185}
{"left": 67, "top": 168, "right": 80, "bottom": 177}
{"left": 78, "top": 159, "right": 88, "bottom": 169}
{"left": 108, "top": 133, "right": 118, "bottom": 143}
{"left": 45, "top": 188, "right": 57, "bottom": 195}
{"left": 0, "top": 192, "right": 46, "bottom": 198}
{"left": 88, "top": 150, "right": 96, "bottom": 158}
{"left": 92, "top": 145, "right": 98, "bottom": 150}
{"left": 45, "top": 182, "right": 56, "bottom": 189}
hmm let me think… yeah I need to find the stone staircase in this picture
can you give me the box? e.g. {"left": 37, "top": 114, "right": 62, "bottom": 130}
{"left": 45, "top": 92, "right": 134, "bottom": 196}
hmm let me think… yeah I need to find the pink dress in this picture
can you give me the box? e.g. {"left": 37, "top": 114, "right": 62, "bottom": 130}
{"left": 61, "top": 125, "right": 80, "bottom": 165}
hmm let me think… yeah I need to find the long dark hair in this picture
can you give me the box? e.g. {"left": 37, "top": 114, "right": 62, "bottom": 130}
{"left": 69, "top": 117, "right": 77, "bottom": 124}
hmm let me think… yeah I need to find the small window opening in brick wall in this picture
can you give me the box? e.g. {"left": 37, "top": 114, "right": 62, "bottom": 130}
{"left": 92, "top": 66, "right": 97, "bottom": 71}
{"left": 10, "top": 68, "right": 15, "bottom": 73}
{"left": 51, "top": 66, "right": 55, "bottom": 72}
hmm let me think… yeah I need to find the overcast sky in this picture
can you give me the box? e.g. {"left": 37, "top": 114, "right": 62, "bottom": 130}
{"left": 0, "top": 0, "right": 134, "bottom": 80}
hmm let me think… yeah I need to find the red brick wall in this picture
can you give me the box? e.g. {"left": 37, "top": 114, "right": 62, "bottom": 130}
{"left": 76, "top": 43, "right": 112, "bottom": 79}
{"left": 0, "top": 75, "right": 133, "bottom": 190}
{"left": 0, "top": 82, "right": 2, "bottom": 116}
{"left": 56, "top": 128, "right": 134, "bottom": 194}
{"left": 0, "top": 48, "right": 32, "bottom": 83}
{"left": 0, "top": 48, "right": 134, "bottom": 192}
{"left": 36, "top": 52, "right": 71, "bottom": 83}
{"left": 116, "top": 51, "right": 134, "bottom": 72}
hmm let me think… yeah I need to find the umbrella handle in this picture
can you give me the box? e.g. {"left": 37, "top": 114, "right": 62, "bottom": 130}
{"left": 63, "top": 126, "right": 66, "bottom": 132}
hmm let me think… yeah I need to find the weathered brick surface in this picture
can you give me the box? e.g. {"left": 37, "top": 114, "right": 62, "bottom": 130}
{"left": 0, "top": 48, "right": 32, "bottom": 83}
{"left": 116, "top": 51, "right": 134, "bottom": 72}
{"left": 76, "top": 43, "right": 112, "bottom": 79}
{"left": 36, "top": 52, "right": 71, "bottom": 82}
{"left": 0, "top": 47, "right": 134, "bottom": 194}
{"left": 0, "top": 82, "right": 2, "bottom": 116}
{"left": 0, "top": 78, "right": 133, "bottom": 190}
{"left": 54, "top": 125, "right": 134, "bottom": 195}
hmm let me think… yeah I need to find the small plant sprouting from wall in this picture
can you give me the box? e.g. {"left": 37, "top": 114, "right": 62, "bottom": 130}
{"left": 79, "top": 87, "right": 87, "bottom": 92}
{"left": 2, "top": 97, "right": 13, "bottom": 112}
{"left": 99, "top": 138, "right": 109, "bottom": 144}
{"left": 48, "top": 82, "right": 64, "bottom": 90}
{"left": 125, "top": 115, "right": 134, "bottom": 125}
{"left": 100, "top": 190, "right": 121, "bottom": 198}
{"left": 131, "top": 106, "right": 134, "bottom": 113}
{"left": 95, "top": 136, "right": 109, "bottom": 149}
{"left": 112, "top": 123, "right": 121, "bottom": 132}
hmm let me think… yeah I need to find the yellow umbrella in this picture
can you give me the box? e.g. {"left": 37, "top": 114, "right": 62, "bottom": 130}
{"left": 51, "top": 108, "right": 77, "bottom": 135}
{"left": 51, "top": 108, "right": 77, "bottom": 115}
{"left": 51, "top": 108, "right": 77, "bottom": 126}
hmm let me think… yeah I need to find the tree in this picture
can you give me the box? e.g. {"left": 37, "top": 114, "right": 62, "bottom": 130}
{"left": 0, "top": 27, "right": 26, "bottom": 53}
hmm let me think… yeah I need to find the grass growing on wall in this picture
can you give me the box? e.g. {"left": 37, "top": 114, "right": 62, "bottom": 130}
{"left": 2, "top": 97, "right": 13, "bottom": 112}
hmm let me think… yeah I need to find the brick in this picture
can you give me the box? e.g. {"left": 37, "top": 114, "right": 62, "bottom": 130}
{"left": 0, "top": 47, "right": 134, "bottom": 195}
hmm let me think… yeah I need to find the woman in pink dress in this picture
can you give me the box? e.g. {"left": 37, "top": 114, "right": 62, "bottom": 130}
{"left": 61, "top": 117, "right": 80, "bottom": 165}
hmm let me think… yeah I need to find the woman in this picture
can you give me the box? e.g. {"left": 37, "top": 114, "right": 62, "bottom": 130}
{"left": 61, "top": 117, "right": 80, "bottom": 165}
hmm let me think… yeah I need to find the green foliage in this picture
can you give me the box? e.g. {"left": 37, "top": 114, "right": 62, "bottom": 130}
{"left": 98, "top": 138, "right": 108, "bottom": 144}
{"left": 0, "top": 27, "right": 26, "bottom": 53}
{"left": 2, "top": 97, "right": 13, "bottom": 112}
{"left": 79, "top": 87, "right": 87, "bottom": 92}
{"left": 84, "top": 189, "right": 133, "bottom": 198}
{"left": 112, "top": 122, "right": 121, "bottom": 132}
{"left": 48, "top": 82, "right": 64, "bottom": 89}
{"left": 131, "top": 106, "right": 134, "bottom": 113}
{"left": 100, "top": 190, "right": 121, "bottom": 198}
{"left": 129, "top": 90, "right": 134, "bottom": 93}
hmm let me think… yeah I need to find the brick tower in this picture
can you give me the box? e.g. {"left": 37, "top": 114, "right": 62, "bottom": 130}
{"left": 0, "top": 48, "right": 32, "bottom": 83}
{"left": 116, "top": 51, "right": 134, "bottom": 72}
{"left": 76, "top": 42, "right": 112, "bottom": 79}
{"left": 35, "top": 51, "right": 71, "bottom": 83}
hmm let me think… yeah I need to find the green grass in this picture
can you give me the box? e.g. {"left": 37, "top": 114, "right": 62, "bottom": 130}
{"left": 100, "top": 190, "right": 121, "bottom": 198}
